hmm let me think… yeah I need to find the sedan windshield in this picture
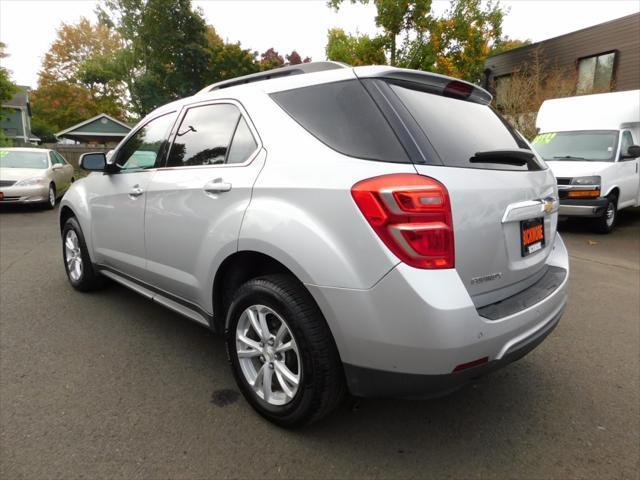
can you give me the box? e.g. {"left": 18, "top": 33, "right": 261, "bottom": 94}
{"left": 532, "top": 130, "right": 618, "bottom": 162}
{"left": 0, "top": 150, "right": 49, "bottom": 169}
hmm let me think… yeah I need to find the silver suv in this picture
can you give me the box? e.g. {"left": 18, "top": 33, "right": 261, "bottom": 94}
{"left": 60, "top": 63, "right": 569, "bottom": 427}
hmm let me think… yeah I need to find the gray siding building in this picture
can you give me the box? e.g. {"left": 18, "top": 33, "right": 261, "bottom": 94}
{"left": 484, "top": 13, "right": 640, "bottom": 100}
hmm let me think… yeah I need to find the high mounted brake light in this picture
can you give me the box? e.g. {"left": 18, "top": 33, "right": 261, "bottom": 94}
{"left": 351, "top": 174, "right": 455, "bottom": 269}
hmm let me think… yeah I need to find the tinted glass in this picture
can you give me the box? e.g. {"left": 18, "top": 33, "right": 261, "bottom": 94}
{"left": 0, "top": 150, "right": 48, "bottom": 169}
{"left": 532, "top": 131, "right": 618, "bottom": 162}
{"left": 167, "top": 104, "right": 240, "bottom": 167}
{"left": 271, "top": 80, "right": 409, "bottom": 163}
{"left": 390, "top": 83, "right": 533, "bottom": 170}
{"left": 227, "top": 117, "right": 258, "bottom": 164}
{"left": 116, "top": 112, "right": 176, "bottom": 171}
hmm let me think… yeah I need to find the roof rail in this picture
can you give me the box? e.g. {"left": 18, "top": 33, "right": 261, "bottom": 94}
{"left": 197, "top": 61, "right": 349, "bottom": 94}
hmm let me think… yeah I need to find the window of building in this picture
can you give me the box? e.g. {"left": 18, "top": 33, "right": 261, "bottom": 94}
{"left": 577, "top": 52, "right": 615, "bottom": 94}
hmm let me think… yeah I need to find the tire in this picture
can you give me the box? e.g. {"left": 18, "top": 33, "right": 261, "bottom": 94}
{"left": 225, "top": 274, "right": 345, "bottom": 428}
{"left": 45, "top": 184, "right": 56, "bottom": 210}
{"left": 62, "top": 216, "right": 105, "bottom": 291}
{"left": 593, "top": 195, "right": 617, "bottom": 233}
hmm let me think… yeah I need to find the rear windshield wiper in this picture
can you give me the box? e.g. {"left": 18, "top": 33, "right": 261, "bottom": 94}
{"left": 552, "top": 155, "right": 586, "bottom": 160}
{"left": 470, "top": 150, "right": 541, "bottom": 169}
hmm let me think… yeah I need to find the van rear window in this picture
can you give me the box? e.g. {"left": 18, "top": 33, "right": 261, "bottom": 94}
{"left": 270, "top": 80, "right": 410, "bottom": 163}
{"left": 389, "top": 83, "right": 542, "bottom": 171}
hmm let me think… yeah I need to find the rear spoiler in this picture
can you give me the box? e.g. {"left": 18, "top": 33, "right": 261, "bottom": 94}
{"left": 354, "top": 67, "right": 492, "bottom": 105}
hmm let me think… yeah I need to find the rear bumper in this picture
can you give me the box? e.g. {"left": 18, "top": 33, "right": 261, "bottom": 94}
{"left": 344, "top": 305, "right": 562, "bottom": 398}
{"left": 306, "top": 234, "right": 569, "bottom": 398}
{"left": 558, "top": 198, "right": 608, "bottom": 217}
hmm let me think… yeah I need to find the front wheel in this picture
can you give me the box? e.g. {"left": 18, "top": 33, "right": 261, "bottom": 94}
{"left": 225, "top": 274, "right": 344, "bottom": 428}
{"left": 593, "top": 196, "right": 617, "bottom": 233}
{"left": 62, "top": 217, "right": 105, "bottom": 291}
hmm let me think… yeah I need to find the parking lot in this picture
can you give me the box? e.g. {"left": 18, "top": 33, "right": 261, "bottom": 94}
{"left": 1, "top": 205, "right": 638, "bottom": 479}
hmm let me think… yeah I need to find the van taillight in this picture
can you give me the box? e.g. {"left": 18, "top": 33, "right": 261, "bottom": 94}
{"left": 351, "top": 174, "right": 454, "bottom": 269}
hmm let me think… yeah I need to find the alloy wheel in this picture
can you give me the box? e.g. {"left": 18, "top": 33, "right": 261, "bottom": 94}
{"left": 64, "top": 230, "right": 83, "bottom": 282}
{"left": 235, "top": 304, "right": 301, "bottom": 406}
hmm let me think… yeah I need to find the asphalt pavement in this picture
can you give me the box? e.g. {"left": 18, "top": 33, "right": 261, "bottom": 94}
{"left": 1, "top": 204, "right": 638, "bottom": 479}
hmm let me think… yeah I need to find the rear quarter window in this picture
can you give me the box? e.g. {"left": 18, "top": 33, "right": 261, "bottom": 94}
{"left": 270, "top": 80, "right": 409, "bottom": 163}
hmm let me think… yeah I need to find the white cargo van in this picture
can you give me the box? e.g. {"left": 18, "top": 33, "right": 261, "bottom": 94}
{"left": 534, "top": 90, "right": 640, "bottom": 232}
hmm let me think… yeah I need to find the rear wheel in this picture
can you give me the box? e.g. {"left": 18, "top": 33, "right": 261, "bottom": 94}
{"left": 593, "top": 195, "right": 617, "bottom": 233}
{"left": 62, "top": 217, "right": 104, "bottom": 291}
{"left": 225, "top": 274, "right": 344, "bottom": 427}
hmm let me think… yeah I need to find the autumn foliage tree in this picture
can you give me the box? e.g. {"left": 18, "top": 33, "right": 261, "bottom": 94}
{"left": 327, "top": 0, "right": 521, "bottom": 85}
{"left": 30, "top": 18, "right": 127, "bottom": 139}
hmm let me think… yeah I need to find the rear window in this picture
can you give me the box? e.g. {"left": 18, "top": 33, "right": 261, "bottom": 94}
{"left": 270, "top": 80, "right": 409, "bottom": 163}
{"left": 389, "top": 83, "right": 540, "bottom": 171}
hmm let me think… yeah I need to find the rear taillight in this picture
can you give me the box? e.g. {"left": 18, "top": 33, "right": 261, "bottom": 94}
{"left": 351, "top": 174, "right": 454, "bottom": 269}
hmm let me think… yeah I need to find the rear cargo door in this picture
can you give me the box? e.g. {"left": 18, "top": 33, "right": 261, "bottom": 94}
{"left": 385, "top": 82, "right": 559, "bottom": 305}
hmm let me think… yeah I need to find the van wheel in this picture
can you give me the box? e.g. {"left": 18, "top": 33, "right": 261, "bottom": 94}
{"left": 593, "top": 195, "right": 617, "bottom": 233}
{"left": 225, "top": 274, "right": 344, "bottom": 428}
{"left": 62, "top": 217, "right": 105, "bottom": 291}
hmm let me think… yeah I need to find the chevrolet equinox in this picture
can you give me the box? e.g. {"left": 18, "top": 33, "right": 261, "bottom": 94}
{"left": 60, "top": 62, "right": 569, "bottom": 427}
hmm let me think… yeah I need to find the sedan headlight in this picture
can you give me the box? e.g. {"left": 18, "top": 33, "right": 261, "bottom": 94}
{"left": 14, "top": 177, "right": 46, "bottom": 187}
{"left": 571, "top": 176, "right": 600, "bottom": 186}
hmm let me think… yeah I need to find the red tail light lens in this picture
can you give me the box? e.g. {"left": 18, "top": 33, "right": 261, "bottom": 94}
{"left": 351, "top": 174, "right": 454, "bottom": 269}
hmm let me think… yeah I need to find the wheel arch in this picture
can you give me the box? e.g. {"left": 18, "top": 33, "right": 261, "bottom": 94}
{"left": 212, "top": 250, "right": 317, "bottom": 332}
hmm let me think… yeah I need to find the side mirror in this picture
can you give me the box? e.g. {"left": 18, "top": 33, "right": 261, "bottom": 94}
{"left": 80, "top": 152, "right": 107, "bottom": 171}
{"left": 622, "top": 145, "right": 640, "bottom": 159}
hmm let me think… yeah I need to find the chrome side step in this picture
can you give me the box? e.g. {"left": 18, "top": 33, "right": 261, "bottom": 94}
{"left": 98, "top": 268, "right": 211, "bottom": 328}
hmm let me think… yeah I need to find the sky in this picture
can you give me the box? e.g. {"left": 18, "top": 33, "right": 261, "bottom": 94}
{"left": 1, "top": 0, "right": 639, "bottom": 89}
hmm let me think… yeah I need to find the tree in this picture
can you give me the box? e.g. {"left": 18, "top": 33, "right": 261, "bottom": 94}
{"left": 325, "top": 28, "right": 386, "bottom": 66}
{"left": 286, "top": 51, "right": 311, "bottom": 65}
{"left": 205, "top": 27, "right": 259, "bottom": 83}
{"left": 97, "top": 0, "right": 212, "bottom": 115}
{"left": 0, "top": 42, "right": 18, "bottom": 146}
{"left": 330, "top": 0, "right": 432, "bottom": 66}
{"left": 327, "top": 0, "right": 509, "bottom": 84}
{"left": 257, "top": 48, "right": 312, "bottom": 71}
{"left": 405, "top": 0, "right": 505, "bottom": 83}
{"left": 495, "top": 47, "right": 576, "bottom": 139}
{"left": 30, "top": 18, "right": 127, "bottom": 136}
{"left": 489, "top": 36, "right": 530, "bottom": 56}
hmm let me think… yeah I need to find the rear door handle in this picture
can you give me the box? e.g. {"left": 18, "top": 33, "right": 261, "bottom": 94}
{"left": 129, "top": 185, "right": 144, "bottom": 198}
{"left": 204, "top": 178, "right": 232, "bottom": 194}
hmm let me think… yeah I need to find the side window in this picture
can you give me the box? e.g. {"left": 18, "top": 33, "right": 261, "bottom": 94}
{"left": 53, "top": 152, "right": 67, "bottom": 164}
{"left": 167, "top": 104, "right": 240, "bottom": 167}
{"left": 48, "top": 152, "right": 57, "bottom": 166}
{"left": 621, "top": 131, "right": 634, "bottom": 156}
{"left": 227, "top": 117, "right": 258, "bottom": 164}
{"left": 116, "top": 112, "right": 176, "bottom": 171}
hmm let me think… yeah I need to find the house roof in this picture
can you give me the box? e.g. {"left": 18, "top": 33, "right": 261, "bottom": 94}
{"left": 3, "top": 86, "right": 30, "bottom": 108}
{"left": 56, "top": 113, "right": 131, "bottom": 140}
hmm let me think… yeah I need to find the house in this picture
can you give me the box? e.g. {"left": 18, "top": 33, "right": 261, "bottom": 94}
{"left": 484, "top": 13, "right": 640, "bottom": 105}
{"left": 55, "top": 113, "right": 131, "bottom": 146}
{"left": 1, "top": 86, "right": 39, "bottom": 144}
